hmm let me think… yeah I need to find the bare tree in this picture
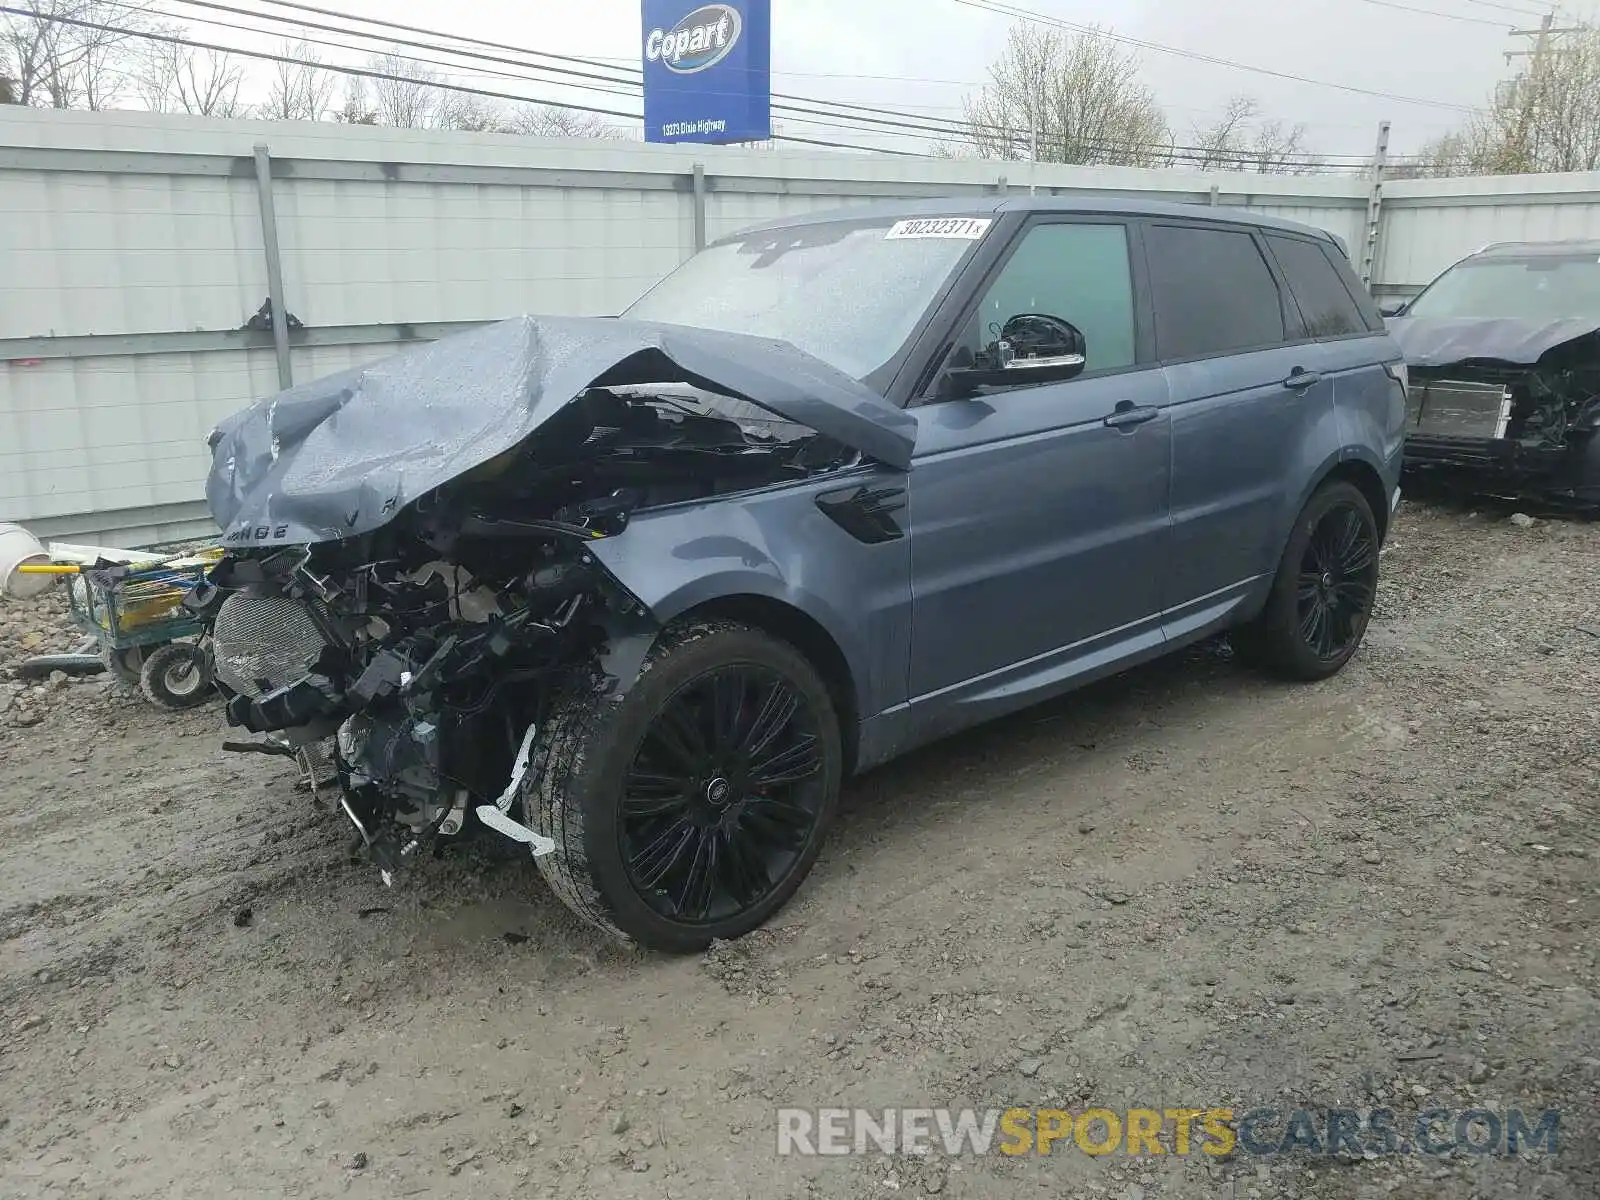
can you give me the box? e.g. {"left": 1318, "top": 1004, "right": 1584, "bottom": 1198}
{"left": 1410, "top": 24, "right": 1600, "bottom": 177}
{"left": 1189, "top": 94, "right": 1320, "bottom": 174}
{"left": 434, "top": 90, "right": 505, "bottom": 132}
{"left": 332, "top": 77, "right": 378, "bottom": 124}
{"left": 953, "top": 22, "right": 1171, "bottom": 167}
{"left": 132, "top": 30, "right": 243, "bottom": 116}
{"left": 366, "top": 49, "right": 440, "bottom": 128}
{"left": 261, "top": 39, "right": 334, "bottom": 121}
{"left": 506, "top": 102, "right": 627, "bottom": 139}
{"left": 2, "top": 0, "right": 146, "bottom": 108}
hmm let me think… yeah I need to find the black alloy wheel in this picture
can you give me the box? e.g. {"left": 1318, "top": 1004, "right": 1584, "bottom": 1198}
{"left": 620, "top": 664, "right": 826, "bottom": 925}
{"left": 1296, "top": 501, "right": 1378, "bottom": 662}
{"left": 1232, "top": 479, "right": 1381, "bottom": 682}
{"left": 527, "top": 621, "right": 843, "bottom": 952}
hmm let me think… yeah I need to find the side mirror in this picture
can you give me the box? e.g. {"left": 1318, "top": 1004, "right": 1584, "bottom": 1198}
{"left": 946, "top": 314, "right": 1087, "bottom": 394}
{"left": 1379, "top": 301, "right": 1408, "bottom": 318}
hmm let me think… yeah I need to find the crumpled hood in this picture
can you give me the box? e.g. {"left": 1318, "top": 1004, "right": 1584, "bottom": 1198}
{"left": 205, "top": 314, "right": 916, "bottom": 546}
{"left": 1387, "top": 315, "right": 1600, "bottom": 368}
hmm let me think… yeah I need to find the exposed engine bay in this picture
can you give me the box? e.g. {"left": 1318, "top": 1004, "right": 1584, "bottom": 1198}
{"left": 194, "top": 382, "right": 854, "bottom": 880}
{"left": 1393, "top": 322, "right": 1600, "bottom": 507}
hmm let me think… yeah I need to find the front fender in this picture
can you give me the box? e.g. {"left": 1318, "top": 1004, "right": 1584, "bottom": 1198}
{"left": 586, "top": 471, "right": 914, "bottom": 720}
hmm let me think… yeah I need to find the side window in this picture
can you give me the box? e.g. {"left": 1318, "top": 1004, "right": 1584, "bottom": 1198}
{"left": 1267, "top": 233, "right": 1370, "bottom": 339}
{"left": 1319, "top": 241, "right": 1387, "bottom": 332}
{"left": 1145, "top": 224, "right": 1285, "bottom": 360}
{"left": 953, "top": 222, "right": 1137, "bottom": 376}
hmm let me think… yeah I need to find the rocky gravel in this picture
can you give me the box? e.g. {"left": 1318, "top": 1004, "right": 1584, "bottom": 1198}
{"left": 0, "top": 500, "right": 1596, "bottom": 1199}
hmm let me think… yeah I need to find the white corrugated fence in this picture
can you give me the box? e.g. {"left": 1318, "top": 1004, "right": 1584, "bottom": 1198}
{"left": 4, "top": 107, "right": 1600, "bottom": 545}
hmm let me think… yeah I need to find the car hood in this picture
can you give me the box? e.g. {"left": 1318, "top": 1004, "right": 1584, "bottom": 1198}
{"left": 205, "top": 314, "right": 917, "bottom": 546}
{"left": 1387, "top": 315, "right": 1600, "bottom": 368}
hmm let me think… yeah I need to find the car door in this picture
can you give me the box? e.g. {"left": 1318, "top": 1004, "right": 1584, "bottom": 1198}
{"left": 1143, "top": 220, "right": 1338, "bottom": 636}
{"left": 903, "top": 217, "right": 1172, "bottom": 711}
{"left": 1261, "top": 231, "right": 1406, "bottom": 506}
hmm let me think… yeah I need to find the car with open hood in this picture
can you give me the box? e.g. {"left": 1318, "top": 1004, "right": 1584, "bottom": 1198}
{"left": 194, "top": 197, "right": 1405, "bottom": 951}
{"left": 1385, "top": 238, "right": 1600, "bottom": 506}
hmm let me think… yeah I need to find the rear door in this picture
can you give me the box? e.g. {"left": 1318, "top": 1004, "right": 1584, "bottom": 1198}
{"left": 1260, "top": 232, "right": 1405, "bottom": 503}
{"left": 1143, "top": 220, "right": 1337, "bottom": 634}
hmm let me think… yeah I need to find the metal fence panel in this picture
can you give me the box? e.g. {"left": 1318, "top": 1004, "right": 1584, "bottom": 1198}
{"left": 4, "top": 107, "right": 1599, "bottom": 544}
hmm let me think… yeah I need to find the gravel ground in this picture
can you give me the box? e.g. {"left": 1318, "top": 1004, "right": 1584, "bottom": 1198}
{"left": 0, "top": 500, "right": 1596, "bottom": 1200}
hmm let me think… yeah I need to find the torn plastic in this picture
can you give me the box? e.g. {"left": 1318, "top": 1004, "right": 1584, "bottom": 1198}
{"left": 1387, "top": 316, "right": 1600, "bottom": 367}
{"left": 205, "top": 315, "right": 917, "bottom": 547}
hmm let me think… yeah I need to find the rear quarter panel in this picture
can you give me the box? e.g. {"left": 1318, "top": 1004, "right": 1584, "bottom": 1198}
{"left": 1325, "top": 332, "right": 1407, "bottom": 510}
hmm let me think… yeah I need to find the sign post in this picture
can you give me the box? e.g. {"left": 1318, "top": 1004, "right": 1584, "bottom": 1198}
{"left": 641, "top": 0, "right": 771, "bottom": 144}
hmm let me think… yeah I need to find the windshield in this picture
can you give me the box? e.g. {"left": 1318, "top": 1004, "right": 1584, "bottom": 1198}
{"left": 622, "top": 217, "right": 987, "bottom": 382}
{"left": 1407, "top": 255, "right": 1600, "bottom": 321}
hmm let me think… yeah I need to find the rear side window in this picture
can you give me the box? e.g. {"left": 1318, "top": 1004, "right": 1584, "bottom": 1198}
{"left": 1267, "top": 234, "right": 1373, "bottom": 338}
{"left": 1145, "top": 224, "right": 1285, "bottom": 360}
{"left": 1322, "top": 242, "right": 1388, "bottom": 332}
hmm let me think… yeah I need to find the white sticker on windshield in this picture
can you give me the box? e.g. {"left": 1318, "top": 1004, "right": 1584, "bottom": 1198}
{"left": 885, "top": 217, "right": 992, "bottom": 241}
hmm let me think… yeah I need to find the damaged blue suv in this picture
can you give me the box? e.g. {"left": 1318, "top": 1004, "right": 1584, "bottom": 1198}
{"left": 199, "top": 198, "right": 1406, "bottom": 951}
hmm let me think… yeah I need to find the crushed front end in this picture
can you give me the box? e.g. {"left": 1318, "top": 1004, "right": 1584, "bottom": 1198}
{"left": 1394, "top": 323, "right": 1600, "bottom": 507}
{"left": 205, "top": 506, "right": 638, "bottom": 880}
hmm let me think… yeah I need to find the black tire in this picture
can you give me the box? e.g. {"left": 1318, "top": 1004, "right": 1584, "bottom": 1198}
{"left": 16, "top": 653, "right": 104, "bottom": 680}
{"left": 1233, "top": 480, "right": 1380, "bottom": 681}
{"left": 101, "top": 644, "right": 148, "bottom": 687}
{"left": 526, "top": 620, "right": 843, "bottom": 952}
{"left": 138, "top": 641, "right": 214, "bottom": 710}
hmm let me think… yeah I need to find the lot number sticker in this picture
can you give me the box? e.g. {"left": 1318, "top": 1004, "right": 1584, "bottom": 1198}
{"left": 885, "top": 217, "right": 992, "bottom": 240}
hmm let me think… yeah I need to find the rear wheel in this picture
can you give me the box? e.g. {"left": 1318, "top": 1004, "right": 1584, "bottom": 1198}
{"left": 1233, "top": 480, "right": 1380, "bottom": 681}
{"left": 101, "top": 644, "right": 149, "bottom": 687}
{"left": 526, "top": 621, "right": 842, "bottom": 952}
{"left": 139, "top": 641, "right": 214, "bottom": 710}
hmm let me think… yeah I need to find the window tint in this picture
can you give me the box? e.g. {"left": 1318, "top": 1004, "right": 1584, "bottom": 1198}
{"left": 1145, "top": 225, "right": 1285, "bottom": 360}
{"left": 1318, "top": 240, "right": 1387, "bottom": 331}
{"left": 955, "top": 222, "right": 1136, "bottom": 375}
{"left": 1268, "top": 234, "right": 1368, "bottom": 338}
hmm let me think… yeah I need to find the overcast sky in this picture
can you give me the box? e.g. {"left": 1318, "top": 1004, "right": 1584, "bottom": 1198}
{"left": 145, "top": 0, "right": 1597, "bottom": 158}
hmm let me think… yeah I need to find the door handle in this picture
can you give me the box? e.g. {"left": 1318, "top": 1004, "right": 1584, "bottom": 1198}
{"left": 1282, "top": 368, "right": 1322, "bottom": 391}
{"left": 1102, "top": 403, "right": 1160, "bottom": 430}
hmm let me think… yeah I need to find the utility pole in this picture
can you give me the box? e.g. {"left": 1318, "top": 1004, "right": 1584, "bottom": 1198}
{"left": 1501, "top": 11, "right": 1579, "bottom": 170}
{"left": 1028, "top": 105, "right": 1038, "bottom": 194}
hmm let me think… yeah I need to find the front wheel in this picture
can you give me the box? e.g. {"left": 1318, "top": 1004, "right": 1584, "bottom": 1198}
{"left": 526, "top": 621, "right": 842, "bottom": 952}
{"left": 1233, "top": 480, "right": 1380, "bottom": 681}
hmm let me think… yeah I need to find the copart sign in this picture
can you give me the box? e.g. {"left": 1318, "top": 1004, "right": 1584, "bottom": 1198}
{"left": 641, "top": 0, "right": 771, "bottom": 144}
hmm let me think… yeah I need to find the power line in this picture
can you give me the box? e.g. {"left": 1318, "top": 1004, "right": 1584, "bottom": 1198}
{"left": 1457, "top": 0, "right": 1553, "bottom": 16}
{"left": 133, "top": 2, "right": 986, "bottom": 147}
{"left": 150, "top": 0, "right": 1009, "bottom": 145}
{"left": 0, "top": 6, "right": 925, "bottom": 155}
{"left": 950, "top": 0, "right": 1475, "bottom": 111}
{"left": 153, "top": 0, "right": 1390, "bottom": 163}
{"left": 8, "top": 2, "right": 1385, "bottom": 169}
{"left": 1352, "top": 0, "right": 1515, "bottom": 27}
{"left": 181, "top": 0, "right": 1398, "bottom": 158}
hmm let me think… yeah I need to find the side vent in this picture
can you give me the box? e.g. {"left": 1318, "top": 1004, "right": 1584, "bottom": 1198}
{"left": 815, "top": 484, "right": 907, "bottom": 545}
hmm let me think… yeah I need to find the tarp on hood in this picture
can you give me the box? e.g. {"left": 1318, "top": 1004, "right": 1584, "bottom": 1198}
{"left": 1387, "top": 315, "right": 1600, "bottom": 368}
{"left": 205, "top": 314, "right": 917, "bottom": 546}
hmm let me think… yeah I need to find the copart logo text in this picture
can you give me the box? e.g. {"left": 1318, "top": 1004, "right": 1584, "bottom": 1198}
{"left": 645, "top": 4, "right": 742, "bottom": 74}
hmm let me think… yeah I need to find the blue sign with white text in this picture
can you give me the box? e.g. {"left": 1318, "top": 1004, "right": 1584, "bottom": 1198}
{"left": 642, "top": 0, "right": 771, "bottom": 144}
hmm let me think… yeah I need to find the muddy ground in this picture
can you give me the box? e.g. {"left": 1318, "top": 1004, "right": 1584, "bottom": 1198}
{"left": 1, "top": 500, "right": 1596, "bottom": 1200}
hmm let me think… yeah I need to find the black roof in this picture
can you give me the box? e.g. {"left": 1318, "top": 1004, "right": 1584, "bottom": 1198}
{"left": 1468, "top": 238, "right": 1600, "bottom": 260}
{"left": 729, "top": 194, "right": 1340, "bottom": 243}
